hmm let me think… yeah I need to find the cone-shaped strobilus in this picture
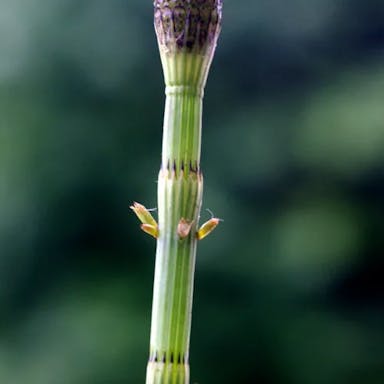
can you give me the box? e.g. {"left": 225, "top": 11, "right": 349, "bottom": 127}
{"left": 132, "top": 1, "right": 223, "bottom": 383}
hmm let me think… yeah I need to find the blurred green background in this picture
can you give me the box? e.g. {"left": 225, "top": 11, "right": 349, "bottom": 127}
{"left": 1, "top": 1, "right": 383, "bottom": 383}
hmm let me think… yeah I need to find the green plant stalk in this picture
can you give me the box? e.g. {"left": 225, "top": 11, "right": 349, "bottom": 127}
{"left": 145, "top": 2, "right": 222, "bottom": 383}
{"left": 146, "top": 85, "right": 203, "bottom": 384}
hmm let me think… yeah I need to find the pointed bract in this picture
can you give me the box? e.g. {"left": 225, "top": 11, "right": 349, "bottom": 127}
{"left": 130, "top": 202, "right": 158, "bottom": 227}
{"left": 197, "top": 217, "right": 220, "bottom": 240}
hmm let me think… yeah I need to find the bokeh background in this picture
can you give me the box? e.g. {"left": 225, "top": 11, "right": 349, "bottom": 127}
{"left": 1, "top": 1, "right": 383, "bottom": 383}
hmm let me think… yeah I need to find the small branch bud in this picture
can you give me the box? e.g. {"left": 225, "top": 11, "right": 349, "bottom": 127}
{"left": 197, "top": 217, "right": 221, "bottom": 240}
{"left": 141, "top": 224, "right": 159, "bottom": 239}
{"left": 131, "top": 202, "right": 159, "bottom": 238}
{"left": 177, "top": 218, "right": 193, "bottom": 239}
{"left": 130, "top": 202, "right": 158, "bottom": 227}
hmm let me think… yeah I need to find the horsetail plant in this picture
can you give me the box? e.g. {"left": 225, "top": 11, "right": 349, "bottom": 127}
{"left": 131, "top": 1, "right": 222, "bottom": 383}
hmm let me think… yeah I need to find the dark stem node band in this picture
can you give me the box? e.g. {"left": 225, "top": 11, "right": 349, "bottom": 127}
{"left": 154, "top": 0, "right": 222, "bottom": 53}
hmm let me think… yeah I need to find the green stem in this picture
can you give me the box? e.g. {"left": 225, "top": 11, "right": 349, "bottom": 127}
{"left": 147, "top": 74, "right": 203, "bottom": 384}
{"left": 145, "top": 2, "right": 222, "bottom": 383}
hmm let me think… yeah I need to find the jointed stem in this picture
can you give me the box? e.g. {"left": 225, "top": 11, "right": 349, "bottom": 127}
{"left": 147, "top": 85, "right": 203, "bottom": 384}
{"left": 134, "top": 2, "right": 222, "bottom": 383}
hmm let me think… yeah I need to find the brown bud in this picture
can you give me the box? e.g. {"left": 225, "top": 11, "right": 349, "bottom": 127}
{"left": 177, "top": 218, "right": 193, "bottom": 239}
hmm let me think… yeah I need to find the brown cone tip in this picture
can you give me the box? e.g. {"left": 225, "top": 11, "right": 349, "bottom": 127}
{"left": 154, "top": 0, "right": 222, "bottom": 53}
